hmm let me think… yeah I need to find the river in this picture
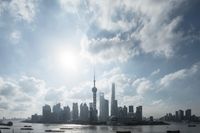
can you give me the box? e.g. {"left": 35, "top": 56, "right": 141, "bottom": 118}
{"left": 0, "top": 121, "right": 199, "bottom": 133}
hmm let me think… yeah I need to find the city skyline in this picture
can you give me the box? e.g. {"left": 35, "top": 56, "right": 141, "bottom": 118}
{"left": 31, "top": 80, "right": 144, "bottom": 124}
{"left": 0, "top": 0, "right": 200, "bottom": 119}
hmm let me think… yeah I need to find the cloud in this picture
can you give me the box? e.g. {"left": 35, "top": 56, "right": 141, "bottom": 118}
{"left": 151, "top": 69, "right": 160, "bottom": 76}
{"left": 81, "top": 34, "right": 140, "bottom": 63}
{"left": 152, "top": 99, "right": 163, "bottom": 105}
{"left": 132, "top": 78, "right": 153, "bottom": 95}
{"left": 0, "top": 79, "right": 18, "bottom": 98}
{"left": 9, "top": 30, "right": 21, "bottom": 44}
{"left": 9, "top": 0, "right": 37, "bottom": 23}
{"left": 159, "top": 62, "right": 200, "bottom": 88}
{"left": 122, "top": 95, "right": 144, "bottom": 106}
{"left": 0, "top": 75, "right": 48, "bottom": 116}
{"left": 77, "top": 0, "right": 187, "bottom": 63}
{"left": 0, "top": 0, "right": 37, "bottom": 23}
{"left": 18, "top": 76, "right": 46, "bottom": 96}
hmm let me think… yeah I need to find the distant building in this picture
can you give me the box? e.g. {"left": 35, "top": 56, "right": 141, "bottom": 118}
{"left": 42, "top": 104, "right": 51, "bottom": 122}
{"left": 178, "top": 110, "right": 184, "bottom": 121}
{"left": 90, "top": 73, "right": 98, "bottom": 122}
{"left": 80, "top": 103, "right": 89, "bottom": 122}
{"left": 111, "top": 83, "right": 118, "bottom": 117}
{"left": 129, "top": 106, "right": 134, "bottom": 113}
{"left": 123, "top": 106, "right": 128, "bottom": 118}
{"left": 63, "top": 106, "right": 70, "bottom": 122}
{"left": 52, "top": 103, "right": 62, "bottom": 122}
{"left": 118, "top": 107, "right": 124, "bottom": 119}
{"left": 72, "top": 103, "right": 79, "bottom": 121}
{"left": 150, "top": 116, "right": 154, "bottom": 121}
{"left": 99, "top": 92, "right": 109, "bottom": 122}
{"left": 175, "top": 111, "right": 178, "bottom": 121}
{"left": 185, "top": 109, "right": 191, "bottom": 121}
{"left": 136, "top": 106, "right": 142, "bottom": 121}
{"left": 128, "top": 105, "right": 134, "bottom": 118}
{"left": 31, "top": 114, "right": 42, "bottom": 122}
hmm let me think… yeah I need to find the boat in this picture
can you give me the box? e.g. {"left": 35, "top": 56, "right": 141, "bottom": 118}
{"left": 0, "top": 127, "right": 10, "bottom": 129}
{"left": 60, "top": 127, "right": 73, "bottom": 130}
{"left": 188, "top": 124, "right": 196, "bottom": 127}
{"left": 45, "top": 129, "right": 65, "bottom": 132}
{"left": 24, "top": 125, "right": 32, "bottom": 127}
{"left": 166, "top": 130, "right": 180, "bottom": 133}
{"left": 20, "top": 127, "right": 34, "bottom": 130}
{"left": 116, "top": 131, "right": 131, "bottom": 133}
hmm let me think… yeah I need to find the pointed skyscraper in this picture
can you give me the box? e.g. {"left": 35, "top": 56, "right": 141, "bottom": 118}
{"left": 90, "top": 69, "right": 98, "bottom": 122}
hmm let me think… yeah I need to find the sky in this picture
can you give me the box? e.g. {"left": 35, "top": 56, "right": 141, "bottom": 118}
{"left": 0, "top": 0, "right": 200, "bottom": 118}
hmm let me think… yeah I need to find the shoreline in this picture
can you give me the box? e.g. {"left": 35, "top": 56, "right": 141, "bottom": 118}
{"left": 21, "top": 120, "right": 169, "bottom": 126}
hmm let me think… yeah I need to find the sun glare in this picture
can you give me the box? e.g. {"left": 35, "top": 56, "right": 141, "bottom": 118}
{"left": 57, "top": 50, "right": 78, "bottom": 71}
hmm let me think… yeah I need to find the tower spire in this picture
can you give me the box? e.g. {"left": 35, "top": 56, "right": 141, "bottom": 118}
{"left": 94, "top": 67, "right": 96, "bottom": 87}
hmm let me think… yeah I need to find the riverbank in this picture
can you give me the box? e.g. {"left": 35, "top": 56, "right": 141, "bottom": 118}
{"left": 22, "top": 120, "right": 169, "bottom": 126}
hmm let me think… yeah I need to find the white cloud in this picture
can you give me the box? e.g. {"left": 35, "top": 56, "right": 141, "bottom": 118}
{"left": 0, "top": 75, "right": 47, "bottom": 117}
{"left": 132, "top": 78, "right": 153, "bottom": 95}
{"left": 122, "top": 95, "right": 144, "bottom": 106}
{"left": 160, "top": 62, "right": 200, "bottom": 88}
{"left": 18, "top": 76, "right": 46, "bottom": 96}
{"left": 77, "top": 0, "right": 186, "bottom": 63}
{"left": 81, "top": 35, "right": 140, "bottom": 63}
{"left": 10, "top": 30, "right": 21, "bottom": 44}
{"left": 137, "top": 16, "right": 183, "bottom": 58}
{"left": 152, "top": 99, "right": 163, "bottom": 105}
{"left": 151, "top": 68, "right": 160, "bottom": 76}
{"left": 1, "top": 0, "right": 38, "bottom": 23}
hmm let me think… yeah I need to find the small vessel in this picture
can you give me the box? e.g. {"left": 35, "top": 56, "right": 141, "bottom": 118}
{"left": 60, "top": 127, "right": 73, "bottom": 130}
{"left": 0, "top": 127, "right": 10, "bottom": 129}
{"left": 20, "top": 127, "right": 34, "bottom": 130}
{"left": 166, "top": 130, "right": 180, "bottom": 133}
{"left": 116, "top": 131, "right": 131, "bottom": 133}
{"left": 45, "top": 129, "right": 64, "bottom": 132}
{"left": 24, "top": 125, "right": 32, "bottom": 127}
{"left": 188, "top": 124, "right": 196, "bottom": 127}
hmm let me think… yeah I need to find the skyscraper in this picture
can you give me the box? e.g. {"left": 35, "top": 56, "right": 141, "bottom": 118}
{"left": 185, "top": 109, "right": 191, "bottom": 121}
{"left": 90, "top": 73, "right": 98, "bottom": 122}
{"left": 178, "top": 110, "right": 184, "bottom": 121}
{"left": 52, "top": 103, "right": 62, "bottom": 122}
{"left": 99, "top": 92, "right": 109, "bottom": 122}
{"left": 136, "top": 106, "right": 142, "bottom": 121}
{"left": 128, "top": 105, "right": 134, "bottom": 118}
{"left": 129, "top": 106, "right": 134, "bottom": 113}
{"left": 80, "top": 103, "right": 89, "bottom": 122}
{"left": 42, "top": 104, "right": 51, "bottom": 122}
{"left": 63, "top": 106, "right": 70, "bottom": 122}
{"left": 72, "top": 103, "right": 79, "bottom": 121}
{"left": 111, "top": 83, "right": 118, "bottom": 117}
{"left": 123, "top": 106, "right": 128, "bottom": 118}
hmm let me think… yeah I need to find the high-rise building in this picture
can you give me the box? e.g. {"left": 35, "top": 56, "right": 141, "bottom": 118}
{"left": 136, "top": 106, "right": 142, "bottom": 121}
{"left": 72, "top": 103, "right": 79, "bottom": 121}
{"left": 90, "top": 72, "right": 98, "bottom": 122}
{"left": 63, "top": 106, "right": 70, "bottom": 122}
{"left": 118, "top": 107, "right": 124, "bottom": 119}
{"left": 175, "top": 111, "right": 178, "bottom": 121}
{"left": 128, "top": 105, "right": 134, "bottom": 118}
{"left": 111, "top": 83, "right": 118, "bottom": 117}
{"left": 52, "top": 103, "right": 62, "bottom": 122}
{"left": 178, "top": 110, "right": 184, "bottom": 121}
{"left": 99, "top": 92, "right": 109, "bottom": 122}
{"left": 129, "top": 106, "right": 134, "bottom": 113}
{"left": 123, "top": 106, "right": 128, "bottom": 118}
{"left": 42, "top": 104, "right": 51, "bottom": 122}
{"left": 185, "top": 109, "right": 191, "bottom": 121}
{"left": 80, "top": 103, "right": 89, "bottom": 122}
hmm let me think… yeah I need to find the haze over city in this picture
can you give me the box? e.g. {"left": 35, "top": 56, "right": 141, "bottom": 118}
{"left": 0, "top": 0, "right": 200, "bottom": 120}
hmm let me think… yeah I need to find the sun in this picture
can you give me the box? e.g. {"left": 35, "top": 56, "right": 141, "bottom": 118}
{"left": 57, "top": 50, "right": 78, "bottom": 71}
